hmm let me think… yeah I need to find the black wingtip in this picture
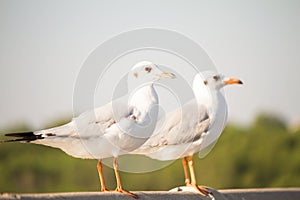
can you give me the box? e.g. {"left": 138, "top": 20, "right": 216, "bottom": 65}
{"left": 5, "top": 132, "right": 35, "bottom": 137}
{"left": 3, "top": 132, "right": 43, "bottom": 143}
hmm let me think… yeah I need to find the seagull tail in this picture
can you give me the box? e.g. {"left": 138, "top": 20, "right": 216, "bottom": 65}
{"left": 2, "top": 132, "right": 44, "bottom": 143}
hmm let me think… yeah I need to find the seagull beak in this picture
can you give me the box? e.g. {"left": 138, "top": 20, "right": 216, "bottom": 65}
{"left": 225, "top": 78, "right": 243, "bottom": 85}
{"left": 158, "top": 72, "right": 176, "bottom": 79}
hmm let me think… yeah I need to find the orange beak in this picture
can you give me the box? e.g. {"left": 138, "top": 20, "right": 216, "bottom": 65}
{"left": 225, "top": 78, "right": 243, "bottom": 85}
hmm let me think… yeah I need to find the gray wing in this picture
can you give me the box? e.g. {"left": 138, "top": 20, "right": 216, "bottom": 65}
{"left": 36, "top": 96, "right": 133, "bottom": 139}
{"left": 141, "top": 99, "right": 211, "bottom": 149}
{"left": 73, "top": 96, "right": 133, "bottom": 137}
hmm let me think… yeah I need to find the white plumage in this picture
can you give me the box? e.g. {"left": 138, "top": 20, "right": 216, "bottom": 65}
{"left": 132, "top": 71, "right": 242, "bottom": 196}
{"left": 4, "top": 61, "right": 176, "bottom": 198}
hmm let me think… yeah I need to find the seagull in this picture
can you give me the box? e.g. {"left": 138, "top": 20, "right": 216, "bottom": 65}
{"left": 3, "top": 61, "right": 176, "bottom": 199}
{"left": 132, "top": 71, "right": 243, "bottom": 196}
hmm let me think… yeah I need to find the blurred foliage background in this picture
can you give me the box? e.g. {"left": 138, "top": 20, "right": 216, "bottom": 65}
{"left": 0, "top": 113, "right": 299, "bottom": 192}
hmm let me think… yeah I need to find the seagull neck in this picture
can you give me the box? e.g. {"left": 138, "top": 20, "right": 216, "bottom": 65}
{"left": 194, "top": 85, "right": 219, "bottom": 117}
{"left": 129, "top": 83, "right": 158, "bottom": 109}
{"left": 209, "top": 90, "right": 220, "bottom": 118}
{"left": 128, "top": 84, "right": 158, "bottom": 124}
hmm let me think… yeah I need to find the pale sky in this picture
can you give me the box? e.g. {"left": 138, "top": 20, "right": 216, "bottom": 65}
{"left": 0, "top": 0, "right": 299, "bottom": 130}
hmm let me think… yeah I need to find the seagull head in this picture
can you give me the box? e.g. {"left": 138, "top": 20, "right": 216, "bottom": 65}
{"left": 129, "top": 61, "right": 176, "bottom": 84}
{"left": 202, "top": 72, "right": 243, "bottom": 90}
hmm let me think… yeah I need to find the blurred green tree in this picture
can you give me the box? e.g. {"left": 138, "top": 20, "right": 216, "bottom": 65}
{"left": 0, "top": 113, "right": 299, "bottom": 192}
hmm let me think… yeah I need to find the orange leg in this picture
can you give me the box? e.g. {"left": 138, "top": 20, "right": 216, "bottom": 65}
{"left": 113, "top": 157, "right": 138, "bottom": 199}
{"left": 187, "top": 156, "right": 212, "bottom": 196}
{"left": 97, "top": 160, "right": 109, "bottom": 192}
{"left": 182, "top": 157, "right": 190, "bottom": 185}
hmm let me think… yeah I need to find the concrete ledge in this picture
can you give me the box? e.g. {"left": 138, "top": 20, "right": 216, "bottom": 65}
{"left": 1, "top": 188, "right": 299, "bottom": 200}
{"left": 220, "top": 188, "right": 300, "bottom": 200}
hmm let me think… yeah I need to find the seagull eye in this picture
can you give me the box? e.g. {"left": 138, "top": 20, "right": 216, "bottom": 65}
{"left": 203, "top": 80, "right": 208, "bottom": 85}
{"left": 144, "top": 67, "right": 152, "bottom": 73}
{"left": 213, "top": 75, "right": 220, "bottom": 81}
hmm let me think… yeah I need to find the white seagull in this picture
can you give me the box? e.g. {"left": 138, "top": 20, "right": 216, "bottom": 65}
{"left": 3, "top": 61, "right": 176, "bottom": 198}
{"left": 133, "top": 71, "right": 243, "bottom": 196}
